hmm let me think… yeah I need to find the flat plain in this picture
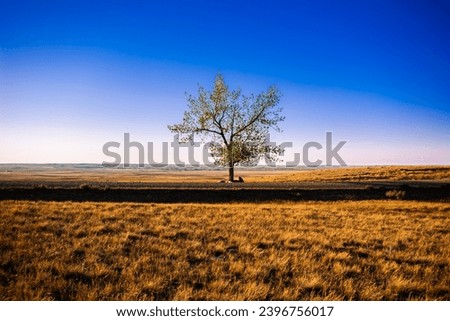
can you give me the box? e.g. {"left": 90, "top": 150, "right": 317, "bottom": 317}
{"left": 0, "top": 166, "right": 449, "bottom": 300}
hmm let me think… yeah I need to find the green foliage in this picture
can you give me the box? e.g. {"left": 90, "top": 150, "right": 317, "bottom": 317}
{"left": 168, "top": 74, "right": 284, "bottom": 169}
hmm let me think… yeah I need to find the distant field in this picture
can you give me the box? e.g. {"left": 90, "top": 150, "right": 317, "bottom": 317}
{"left": 1, "top": 165, "right": 449, "bottom": 183}
{"left": 1, "top": 165, "right": 449, "bottom": 203}
{"left": 0, "top": 200, "right": 449, "bottom": 300}
{"left": 268, "top": 166, "right": 450, "bottom": 182}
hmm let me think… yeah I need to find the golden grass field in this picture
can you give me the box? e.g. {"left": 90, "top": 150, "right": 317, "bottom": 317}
{"left": 1, "top": 165, "right": 449, "bottom": 183}
{"left": 1, "top": 199, "right": 449, "bottom": 300}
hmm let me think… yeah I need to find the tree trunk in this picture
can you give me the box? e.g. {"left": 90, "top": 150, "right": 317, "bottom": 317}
{"left": 228, "top": 162, "right": 234, "bottom": 182}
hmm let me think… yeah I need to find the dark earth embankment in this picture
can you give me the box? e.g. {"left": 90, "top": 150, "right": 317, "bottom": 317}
{"left": 0, "top": 181, "right": 449, "bottom": 202}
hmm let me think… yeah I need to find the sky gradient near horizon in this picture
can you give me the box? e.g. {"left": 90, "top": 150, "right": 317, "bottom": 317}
{"left": 1, "top": 0, "right": 449, "bottom": 165}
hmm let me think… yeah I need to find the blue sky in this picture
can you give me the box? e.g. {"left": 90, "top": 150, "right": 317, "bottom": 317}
{"left": 1, "top": 0, "right": 449, "bottom": 164}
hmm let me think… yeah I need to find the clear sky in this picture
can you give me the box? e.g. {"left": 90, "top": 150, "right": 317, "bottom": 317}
{"left": 1, "top": 0, "right": 449, "bottom": 165}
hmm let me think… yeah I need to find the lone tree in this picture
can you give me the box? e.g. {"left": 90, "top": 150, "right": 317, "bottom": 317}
{"left": 168, "top": 74, "right": 284, "bottom": 182}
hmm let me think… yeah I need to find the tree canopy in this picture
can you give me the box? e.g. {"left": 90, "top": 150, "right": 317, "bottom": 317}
{"left": 168, "top": 73, "right": 284, "bottom": 181}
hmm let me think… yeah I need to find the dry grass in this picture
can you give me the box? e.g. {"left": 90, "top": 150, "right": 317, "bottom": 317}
{"left": 262, "top": 166, "right": 450, "bottom": 183}
{"left": 0, "top": 200, "right": 449, "bottom": 300}
{"left": 1, "top": 166, "right": 449, "bottom": 183}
